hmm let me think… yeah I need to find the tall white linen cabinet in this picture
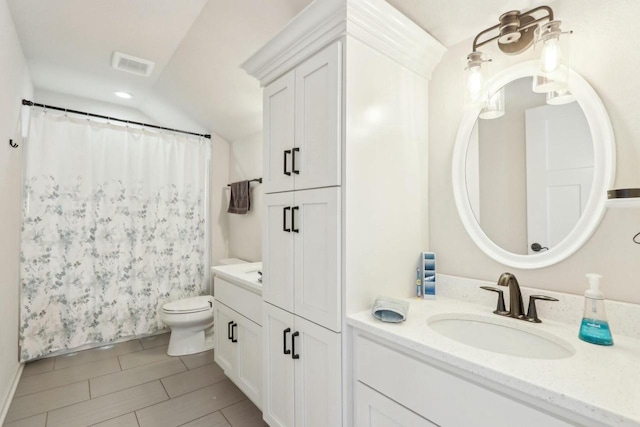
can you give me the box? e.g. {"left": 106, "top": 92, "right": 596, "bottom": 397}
{"left": 241, "top": 0, "right": 445, "bottom": 425}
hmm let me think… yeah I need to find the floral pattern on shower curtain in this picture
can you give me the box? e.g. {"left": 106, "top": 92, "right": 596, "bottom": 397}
{"left": 19, "top": 111, "right": 211, "bottom": 361}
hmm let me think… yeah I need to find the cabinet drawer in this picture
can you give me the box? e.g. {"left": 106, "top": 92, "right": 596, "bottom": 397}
{"left": 355, "top": 334, "right": 573, "bottom": 427}
{"left": 355, "top": 381, "right": 436, "bottom": 427}
{"left": 214, "top": 278, "right": 262, "bottom": 325}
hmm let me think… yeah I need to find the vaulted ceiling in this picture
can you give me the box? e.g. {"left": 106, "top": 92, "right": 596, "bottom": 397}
{"left": 7, "top": 0, "right": 550, "bottom": 142}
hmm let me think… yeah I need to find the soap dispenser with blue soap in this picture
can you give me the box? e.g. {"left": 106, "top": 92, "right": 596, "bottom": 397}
{"left": 578, "top": 273, "right": 613, "bottom": 346}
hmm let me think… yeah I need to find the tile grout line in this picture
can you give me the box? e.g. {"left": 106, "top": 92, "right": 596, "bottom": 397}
{"left": 49, "top": 340, "right": 150, "bottom": 371}
{"left": 161, "top": 374, "right": 230, "bottom": 400}
{"left": 134, "top": 409, "right": 141, "bottom": 427}
{"left": 14, "top": 357, "right": 130, "bottom": 399}
{"left": 49, "top": 380, "right": 169, "bottom": 427}
{"left": 218, "top": 406, "right": 233, "bottom": 427}
{"left": 128, "top": 378, "right": 238, "bottom": 424}
{"left": 10, "top": 378, "right": 91, "bottom": 400}
{"left": 177, "top": 358, "right": 189, "bottom": 372}
{"left": 5, "top": 380, "right": 91, "bottom": 425}
{"left": 48, "top": 335, "right": 169, "bottom": 372}
{"left": 175, "top": 410, "right": 228, "bottom": 427}
{"left": 85, "top": 411, "right": 139, "bottom": 427}
{"left": 18, "top": 352, "right": 179, "bottom": 400}
{"left": 82, "top": 379, "right": 167, "bottom": 403}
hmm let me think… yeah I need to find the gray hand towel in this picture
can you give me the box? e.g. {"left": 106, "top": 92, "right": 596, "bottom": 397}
{"left": 371, "top": 296, "right": 410, "bottom": 323}
{"left": 228, "top": 180, "right": 251, "bottom": 214}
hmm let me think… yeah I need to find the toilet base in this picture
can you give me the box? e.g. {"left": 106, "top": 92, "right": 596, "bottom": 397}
{"left": 167, "top": 322, "right": 215, "bottom": 356}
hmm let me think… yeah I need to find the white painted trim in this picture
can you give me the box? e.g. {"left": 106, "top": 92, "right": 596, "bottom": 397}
{"left": 0, "top": 363, "right": 24, "bottom": 425}
{"left": 452, "top": 61, "right": 616, "bottom": 269}
{"left": 241, "top": 0, "right": 446, "bottom": 86}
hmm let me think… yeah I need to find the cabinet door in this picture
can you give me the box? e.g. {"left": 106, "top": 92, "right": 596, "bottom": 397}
{"left": 263, "top": 192, "right": 295, "bottom": 312}
{"left": 355, "top": 382, "right": 437, "bottom": 427}
{"left": 294, "top": 41, "right": 342, "bottom": 190}
{"left": 262, "top": 303, "right": 295, "bottom": 427}
{"left": 264, "top": 70, "right": 295, "bottom": 193}
{"left": 214, "top": 302, "right": 237, "bottom": 377}
{"left": 293, "top": 315, "right": 341, "bottom": 427}
{"left": 293, "top": 187, "right": 341, "bottom": 332}
{"left": 237, "top": 316, "right": 262, "bottom": 410}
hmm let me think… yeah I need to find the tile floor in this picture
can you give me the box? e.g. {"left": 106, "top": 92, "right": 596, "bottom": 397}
{"left": 4, "top": 333, "right": 267, "bottom": 427}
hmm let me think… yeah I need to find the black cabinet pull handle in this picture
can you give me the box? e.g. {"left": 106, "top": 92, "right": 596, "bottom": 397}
{"left": 227, "top": 321, "right": 233, "bottom": 340}
{"left": 284, "top": 150, "right": 292, "bottom": 176}
{"left": 283, "top": 328, "right": 291, "bottom": 355}
{"left": 291, "top": 206, "right": 299, "bottom": 233}
{"left": 291, "top": 331, "right": 300, "bottom": 359}
{"left": 231, "top": 323, "right": 238, "bottom": 343}
{"left": 292, "top": 147, "right": 300, "bottom": 175}
{"left": 283, "top": 206, "right": 291, "bottom": 232}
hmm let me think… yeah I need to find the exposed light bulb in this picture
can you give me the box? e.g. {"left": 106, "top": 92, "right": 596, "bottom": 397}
{"left": 540, "top": 38, "right": 561, "bottom": 73}
{"left": 467, "top": 66, "right": 483, "bottom": 96}
{"left": 464, "top": 51, "right": 488, "bottom": 109}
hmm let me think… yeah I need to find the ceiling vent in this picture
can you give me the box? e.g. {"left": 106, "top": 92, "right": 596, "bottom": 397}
{"left": 111, "top": 51, "right": 155, "bottom": 77}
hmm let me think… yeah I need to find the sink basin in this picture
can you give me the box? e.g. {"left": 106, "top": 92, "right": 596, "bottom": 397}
{"left": 428, "top": 313, "right": 575, "bottom": 359}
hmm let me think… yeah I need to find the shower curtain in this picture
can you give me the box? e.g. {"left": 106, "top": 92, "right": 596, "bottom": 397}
{"left": 19, "top": 110, "right": 210, "bottom": 361}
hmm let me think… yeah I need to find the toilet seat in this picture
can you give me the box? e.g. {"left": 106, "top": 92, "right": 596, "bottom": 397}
{"left": 162, "top": 296, "right": 213, "bottom": 314}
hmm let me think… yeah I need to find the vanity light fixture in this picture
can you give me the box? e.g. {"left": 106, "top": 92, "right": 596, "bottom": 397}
{"left": 479, "top": 88, "right": 505, "bottom": 119}
{"left": 464, "top": 6, "right": 572, "bottom": 110}
{"left": 546, "top": 88, "right": 576, "bottom": 105}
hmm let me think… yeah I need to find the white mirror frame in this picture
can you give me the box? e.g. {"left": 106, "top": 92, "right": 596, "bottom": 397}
{"left": 452, "top": 61, "right": 616, "bottom": 269}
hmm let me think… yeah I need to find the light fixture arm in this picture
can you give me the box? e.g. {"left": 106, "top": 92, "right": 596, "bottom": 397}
{"left": 472, "top": 6, "right": 555, "bottom": 53}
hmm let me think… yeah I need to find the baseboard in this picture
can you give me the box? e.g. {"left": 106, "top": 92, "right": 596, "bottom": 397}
{"left": 0, "top": 362, "right": 24, "bottom": 425}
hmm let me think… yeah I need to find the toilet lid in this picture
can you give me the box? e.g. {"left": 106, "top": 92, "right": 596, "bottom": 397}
{"left": 163, "top": 296, "right": 213, "bottom": 314}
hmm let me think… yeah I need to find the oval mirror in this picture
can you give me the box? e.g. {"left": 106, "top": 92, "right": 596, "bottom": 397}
{"left": 452, "top": 61, "right": 615, "bottom": 269}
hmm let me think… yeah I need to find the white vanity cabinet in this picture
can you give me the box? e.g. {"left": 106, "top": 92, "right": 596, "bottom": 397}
{"left": 263, "top": 187, "right": 341, "bottom": 332}
{"left": 263, "top": 42, "right": 341, "bottom": 194}
{"left": 262, "top": 302, "right": 341, "bottom": 427}
{"left": 353, "top": 332, "right": 575, "bottom": 427}
{"left": 213, "top": 278, "right": 262, "bottom": 409}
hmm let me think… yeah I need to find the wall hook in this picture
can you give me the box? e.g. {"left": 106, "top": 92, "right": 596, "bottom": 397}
{"left": 634, "top": 232, "right": 640, "bottom": 245}
{"left": 9, "top": 139, "right": 18, "bottom": 148}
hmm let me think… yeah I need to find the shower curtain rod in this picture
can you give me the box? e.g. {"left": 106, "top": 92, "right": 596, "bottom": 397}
{"left": 22, "top": 99, "right": 211, "bottom": 139}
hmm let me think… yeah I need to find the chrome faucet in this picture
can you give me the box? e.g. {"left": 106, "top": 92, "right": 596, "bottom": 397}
{"left": 480, "top": 272, "right": 558, "bottom": 323}
{"left": 497, "top": 272, "right": 524, "bottom": 318}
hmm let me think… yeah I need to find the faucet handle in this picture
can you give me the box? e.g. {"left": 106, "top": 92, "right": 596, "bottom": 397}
{"left": 525, "top": 295, "right": 559, "bottom": 323}
{"left": 480, "top": 286, "right": 508, "bottom": 315}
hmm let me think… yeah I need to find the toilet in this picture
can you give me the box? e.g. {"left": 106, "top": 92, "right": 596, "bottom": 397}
{"left": 160, "top": 258, "right": 248, "bottom": 356}
{"left": 160, "top": 295, "right": 215, "bottom": 356}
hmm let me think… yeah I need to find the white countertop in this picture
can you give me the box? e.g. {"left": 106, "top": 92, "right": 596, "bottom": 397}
{"left": 347, "top": 295, "right": 640, "bottom": 427}
{"left": 211, "top": 262, "right": 263, "bottom": 295}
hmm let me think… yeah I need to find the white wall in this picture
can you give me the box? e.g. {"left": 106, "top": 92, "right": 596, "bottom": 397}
{"left": 211, "top": 134, "right": 231, "bottom": 266}
{"left": 227, "top": 132, "right": 263, "bottom": 262}
{"left": 0, "top": 0, "right": 32, "bottom": 416}
{"left": 429, "top": 0, "right": 640, "bottom": 304}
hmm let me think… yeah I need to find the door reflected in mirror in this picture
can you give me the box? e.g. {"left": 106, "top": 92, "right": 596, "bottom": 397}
{"left": 465, "top": 77, "right": 593, "bottom": 255}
